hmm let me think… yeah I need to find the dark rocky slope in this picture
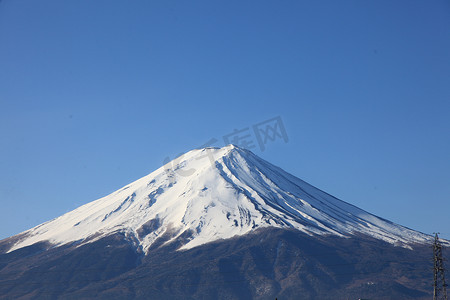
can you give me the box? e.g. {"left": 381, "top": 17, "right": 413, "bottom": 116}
{"left": 0, "top": 228, "right": 439, "bottom": 299}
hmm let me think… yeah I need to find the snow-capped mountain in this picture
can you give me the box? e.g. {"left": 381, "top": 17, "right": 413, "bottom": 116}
{"left": 7, "top": 144, "right": 431, "bottom": 254}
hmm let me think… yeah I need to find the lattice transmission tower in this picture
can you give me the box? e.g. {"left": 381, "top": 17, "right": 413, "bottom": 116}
{"left": 433, "top": 233, "right": 448, "bottom": 300}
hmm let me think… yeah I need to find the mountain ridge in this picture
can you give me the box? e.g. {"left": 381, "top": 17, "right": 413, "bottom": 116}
{"left": 3, "top": 144, "right": 434, "bottom": 254}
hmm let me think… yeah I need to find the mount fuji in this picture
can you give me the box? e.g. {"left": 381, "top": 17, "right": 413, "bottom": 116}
{"left": 4, "top": 144, "right": 431, "bottom": 253}
{"left": 0, "top": 145, "right": 443, "bottom": 299}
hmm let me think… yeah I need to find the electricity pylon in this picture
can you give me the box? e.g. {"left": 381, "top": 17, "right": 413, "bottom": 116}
{"left": 433, "top": 233, "right": 448, "bottom": 300}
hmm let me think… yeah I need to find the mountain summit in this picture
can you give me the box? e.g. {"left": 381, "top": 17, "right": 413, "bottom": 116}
{"left": 6, "top": 145, "right": 431, "bottom": 254}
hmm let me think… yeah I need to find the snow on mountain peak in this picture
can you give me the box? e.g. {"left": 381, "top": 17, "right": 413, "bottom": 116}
{"left": 7, "top": 145, "right": 432, "bottom": 253}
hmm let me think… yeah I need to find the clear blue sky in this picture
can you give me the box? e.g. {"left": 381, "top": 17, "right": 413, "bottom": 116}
{"left": 1, "top": 0, "right": 449, "bottom": 240}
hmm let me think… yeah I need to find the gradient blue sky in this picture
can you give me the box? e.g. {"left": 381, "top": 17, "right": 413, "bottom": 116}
{"left": 1, "top": 0, "right": 449, "bottom": 240}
